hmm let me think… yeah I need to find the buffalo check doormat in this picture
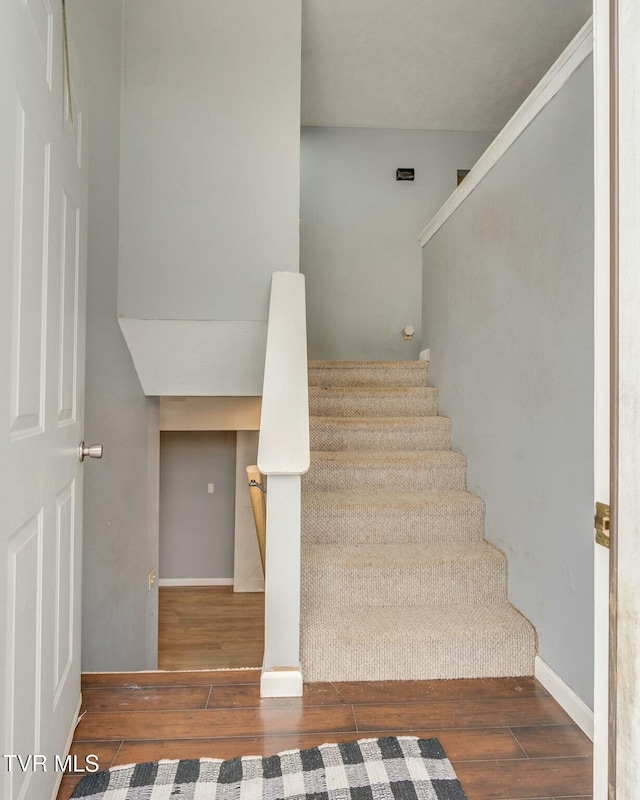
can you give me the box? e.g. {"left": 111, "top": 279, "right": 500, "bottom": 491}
{"left": 70, "top": 736, "right": 468, "bottom": 799}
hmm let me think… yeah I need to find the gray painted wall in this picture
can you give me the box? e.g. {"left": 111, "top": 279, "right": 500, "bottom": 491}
{"left": 69, "top": 0, "right": 160, "bottom": 671}
{"left": 160, "top": 432, "right": 237, "bottom": 580}
{"left": 301, "top": 127, "right": 494, "bottom": 360}
{"left": 421, "top": 58, "right": 594, "bottom": 704}
{"left": 118, "top": 0, "right": 302, "bottom": 323}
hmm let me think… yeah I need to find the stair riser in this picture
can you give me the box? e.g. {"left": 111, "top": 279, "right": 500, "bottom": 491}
{"left": 309, "top": 423, "right": 451, "bottom": 451}
{"left": 309, "top": 390, "right": 438, "bottom": 417}
{"left": 303, "top": 463, "right": 466, "bottom": 491}
{"left": 303, "top": 559, "right": 507, "bottom": 607}
{"left": 301, "top": 633, "right": 536, "bottom": 682}
{"left": 309, "top": 367, "right": 428, "bottom": 388}
{"left": 302, "top": 507, "right": 485, "bottom": 544}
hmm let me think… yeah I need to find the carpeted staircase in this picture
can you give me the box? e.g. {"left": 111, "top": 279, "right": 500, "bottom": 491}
{"left": 300, "top": 359, "right": 537, "bottom": 682}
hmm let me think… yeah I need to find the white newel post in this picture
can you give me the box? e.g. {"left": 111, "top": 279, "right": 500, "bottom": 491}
{"left": 261, "top": 475, "right": 303, "bottom": 696}
{"left": 258, "top": 272, "right": 309, "bottom": 697}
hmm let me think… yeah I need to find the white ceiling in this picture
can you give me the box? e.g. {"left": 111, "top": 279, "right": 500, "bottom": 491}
{"left": 301, "top": 0, "right": 592, "bottom": 131}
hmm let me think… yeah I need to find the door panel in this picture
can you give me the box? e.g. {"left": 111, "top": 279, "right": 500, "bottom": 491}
{"left": 58, "top": 190, "right": 79, "bottom": 425}
{"left": 6, "top": 511, "right": 44, "bottom": 800}
{"left": 10, "top": 98, "right": 49, "bottom": 439}
{"left": 54, "top": 480, "right": 74, "bottom": 702}
{"left": 25, "top": 0, "right": 54, "bottom": 86}
{"left": 1, "top": 2, "right": 88, "bottom": 798}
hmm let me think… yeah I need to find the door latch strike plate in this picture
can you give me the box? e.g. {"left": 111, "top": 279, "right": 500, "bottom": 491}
{"left": 595, "top": 502, "right": 610, "bottom": 549}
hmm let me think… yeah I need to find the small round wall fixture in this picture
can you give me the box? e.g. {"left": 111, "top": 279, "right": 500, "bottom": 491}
{"left": 403, "top": 325, "right": 415, "bottom": 340}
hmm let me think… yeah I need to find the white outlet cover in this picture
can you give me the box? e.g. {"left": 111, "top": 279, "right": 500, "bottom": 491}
{"left": 208, "top": 483, "right": 215, "bottom": 493}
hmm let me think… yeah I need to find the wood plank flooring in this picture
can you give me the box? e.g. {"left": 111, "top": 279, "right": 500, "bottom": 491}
{"left": 57, "top": 670, "right": 592, "bottom": 800}
{"left": 158, "top": 586, "right": 264, "bottom": 670}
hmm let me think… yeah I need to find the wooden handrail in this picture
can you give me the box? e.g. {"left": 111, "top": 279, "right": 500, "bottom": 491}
{"left": 246, "top": 465, "right": 266, "bottom": 573}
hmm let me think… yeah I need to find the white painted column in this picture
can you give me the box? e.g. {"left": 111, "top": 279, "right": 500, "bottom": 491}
{"left": 261, "top": 475, "right": 303, "bottom": 697}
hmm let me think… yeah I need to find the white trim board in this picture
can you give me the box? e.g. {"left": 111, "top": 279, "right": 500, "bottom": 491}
{"left": 535, "top": 656, "right": 594, "bottom": 740}
{"left": 418, "top": 16, "right": 593, "bottom": 247}
{"left": 260, "top": 666, "right": 303, "bottom": 698}
{"left": 158, "top": 578, "right": 234, "bottom": 587}
{"left": 83, "top": 666, "right": 260, "bottom": 675}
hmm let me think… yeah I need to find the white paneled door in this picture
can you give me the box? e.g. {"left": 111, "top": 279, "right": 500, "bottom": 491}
{"left": 0, "top": 2, "right": 88, "bottom": 799}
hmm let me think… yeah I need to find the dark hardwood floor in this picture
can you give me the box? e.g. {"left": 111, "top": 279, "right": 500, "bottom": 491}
{"left": 56, "top": 669, "right": 592, "bottom": 800}
{"left": 158, "top": 586, "right": 265, "bottom": 670}
{"left": 57, "top": 587, "right": 592, "bottom": 798}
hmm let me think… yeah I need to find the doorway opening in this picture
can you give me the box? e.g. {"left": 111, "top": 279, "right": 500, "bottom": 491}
{"left": 158, "top": 428, "right": 264, "bottom": 670}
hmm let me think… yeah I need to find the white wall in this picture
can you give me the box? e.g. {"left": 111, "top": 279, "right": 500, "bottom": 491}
{"left": 421, "top": 58, "right": 594, "bottom": 704}
{"left": 159, "top": 432, "right": 236, "bottom": 581}
{"left": 119, "top": 0, "right": 302, "bottom": 323}
{"left": 68, "top": 0, "right": 160, "bottom": 671}
{"left": 301, "top": 127, "right": 494, "bottom": 360}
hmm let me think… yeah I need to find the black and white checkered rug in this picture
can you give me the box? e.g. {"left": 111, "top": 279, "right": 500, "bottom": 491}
{"left": 70, "top": 736, "right": 468, "bottom": 799}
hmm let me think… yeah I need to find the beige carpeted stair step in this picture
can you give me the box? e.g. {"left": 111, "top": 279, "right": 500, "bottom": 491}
{"left": 309, "top": 416, "right": 451, "bottom": 451}
{"left": 309, "top": 386, "right": 439, "bottom": 418}
{"left": 309, "top": 360, "right": 429, "bottom": 388}
{"left": 301, "top": 604, "right": 536, "bottom": 682}
{"left": 302, "top": 541, "right": 507, "bottom": 607}
{"left": 302, "top": 490, "right": 485, "bottom": 544}
{"left": 300, "top": 356, "right": 537, "bottom": 683}
{"left": 303, "top": 450, "right": 467, "bottom": 491}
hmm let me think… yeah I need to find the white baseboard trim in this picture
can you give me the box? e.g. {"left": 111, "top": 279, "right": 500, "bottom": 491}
{"left": 158, "top": 578, "right": 234, "bottom": 587}
{"left": 233, "top": 582, "right": 265, "bottom": 593}
{"left": 260, "top": 666, "right": 303, "bottom": 698}
{"left": 534, "top": 655, "right": 594, "bottom": 740}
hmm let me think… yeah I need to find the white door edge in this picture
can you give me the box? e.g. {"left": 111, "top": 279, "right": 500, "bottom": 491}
{"left": 593, "top": 0, "right": 610, "bottom": 796}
